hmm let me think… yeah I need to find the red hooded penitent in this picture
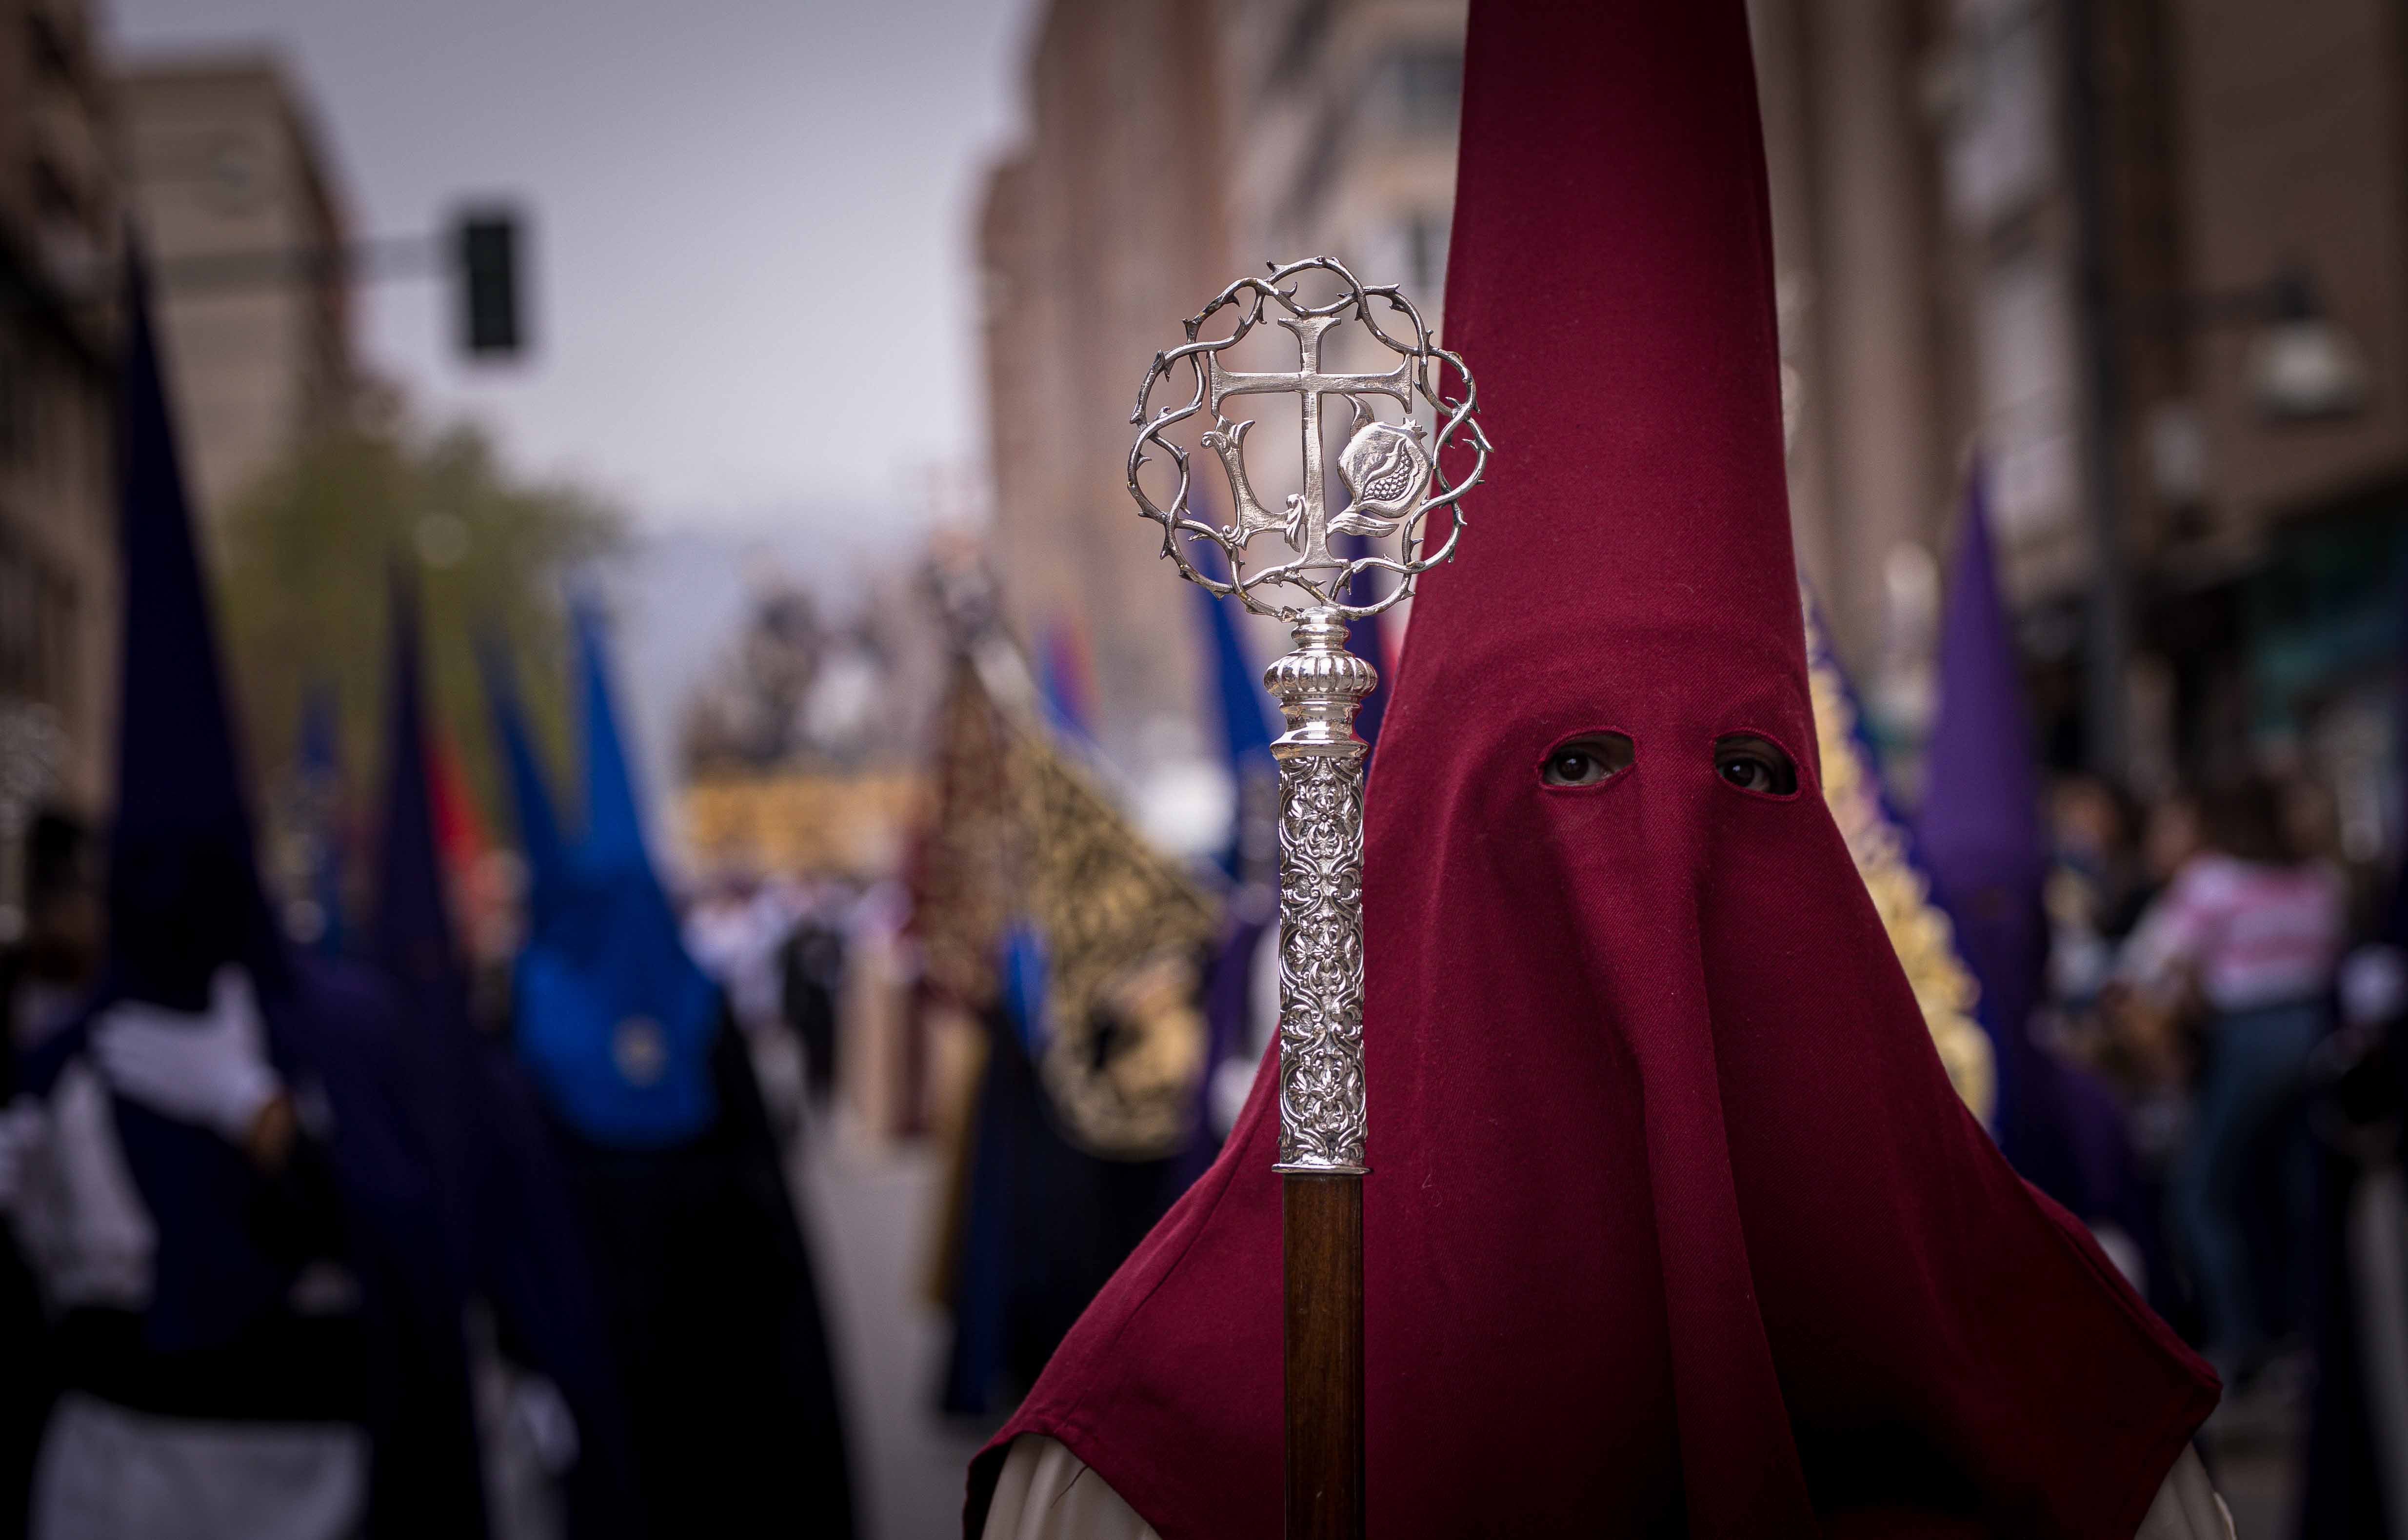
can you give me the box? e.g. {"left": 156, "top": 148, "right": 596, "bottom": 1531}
{"left": 968, "top": 3, "right": 2217, "bottom": 1535}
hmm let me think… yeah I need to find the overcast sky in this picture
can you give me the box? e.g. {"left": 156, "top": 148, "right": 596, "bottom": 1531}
{"left": 105, "top": 0, "right": 1034, "bottom": 534}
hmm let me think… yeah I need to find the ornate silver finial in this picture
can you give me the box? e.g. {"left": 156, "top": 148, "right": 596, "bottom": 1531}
{"left": 1127, "top": 260, "right": 1486, "bottom": 1177}
{"left": 1128, "top": 256, "right": 1487, "bottom": 622}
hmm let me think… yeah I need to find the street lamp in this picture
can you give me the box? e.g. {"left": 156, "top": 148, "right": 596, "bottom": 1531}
{"left": 2249, "top": 269, "right": 2370, "bottom": 422}
{"left": 2128, "top": 264, "right": 2370, "bottom": 425}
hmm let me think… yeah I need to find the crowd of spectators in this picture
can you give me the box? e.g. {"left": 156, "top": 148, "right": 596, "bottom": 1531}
{"left": 2046, "top": 770, "right": 2400, "bottom": 1396}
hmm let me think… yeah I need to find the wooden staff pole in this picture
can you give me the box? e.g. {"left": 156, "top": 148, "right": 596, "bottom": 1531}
{"left": 1284, "top": 1172, "right": 1365, "bottom": 1538}
{"left": 1265, "top": 608, "right": 1375, "bottom": 1540}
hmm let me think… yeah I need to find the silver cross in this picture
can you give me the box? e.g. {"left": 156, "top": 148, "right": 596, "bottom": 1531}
{"left": 1204, "top": 315, "right": 1412, "bottom": 566}
{"left": 1129, "top": 256, "right": 1486, "bottom": 620}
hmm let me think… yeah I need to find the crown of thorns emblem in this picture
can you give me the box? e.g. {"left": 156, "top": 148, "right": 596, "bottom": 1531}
{"left": 1128, "top": 256, "right": 1489, "bottom": 620}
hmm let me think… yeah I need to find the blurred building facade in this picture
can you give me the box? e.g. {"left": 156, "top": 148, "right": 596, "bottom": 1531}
{"left": 977, "top": 0, "right": 1237, "bottom": 781}
{"left": 1760, "top": 0, "right": 2408, "bottom": 837}
{"left": 1223, "top": 0, "right": 1462, "bottom": 326}
{"left": 982, "top": 0, "right": 2408, "bottom": 838}
{"left": 2136, "top": 0, "right": 2408, "bottom": 850}
{"left": 0, "top": 0, "right": 120, "bottom": 815}
{"left": 978, "top": 0, "right": 1463, "bottom": 775}
{"left": 118, "top": 55, "right": 356, "bottom": 521}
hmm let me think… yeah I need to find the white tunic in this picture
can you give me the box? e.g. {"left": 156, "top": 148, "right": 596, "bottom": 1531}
{"left": 10, "top": 1047, "right": 368, "bottom": 1540}
{"left": 979, "top": 1434, "right": 2233, "bottom": 1540}
{"left": 32, "top": 1394, "right": 366, "bottom": 1540}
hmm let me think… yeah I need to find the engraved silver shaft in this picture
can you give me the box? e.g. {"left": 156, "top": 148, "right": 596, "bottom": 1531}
{"left": 1265, "top": 608, "right": 1375, "bottom": 1175}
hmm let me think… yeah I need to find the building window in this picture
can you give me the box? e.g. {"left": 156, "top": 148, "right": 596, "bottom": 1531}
{"left": 1406, "top": 211, "right": 1449, "bottom": 296}
{"left": 1365, "top": 43, "right": 1463, "bottom": 138}
{"left": 1265, "top": 0, "right": 1334, "bottom": 97}
{"left": 0, "top": 339, "right": 25, "bottom": 468}
{"left": 1942, "top": 13, "right": 2052, "bottom": 232}
{"left": 1359, "top": 210, "right": 1451, "bottom": 299}
{"left": 0, "top": 533, "right": 37, "bottom": 700}
{"left": 1284, "top": 108, "right": 1347, "bottom": 235}
{"left": 44, "top": 574, "right": 74, "bottom": 711}
{"left": 0, "top": 529, "right": 72, "bottom": 709}
{"left": 1978, "top": 255, "right": 2079, "bottom": 536}
{"left": 26, "top": 8, "right": 75, "bottom": 84}
{"left": 29, "top": 156, "right": 80, "bottom": 226}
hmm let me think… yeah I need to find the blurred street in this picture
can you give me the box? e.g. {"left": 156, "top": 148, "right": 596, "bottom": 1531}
{"left": 798, "top": 1118, "right": 987, "bottom": 1540}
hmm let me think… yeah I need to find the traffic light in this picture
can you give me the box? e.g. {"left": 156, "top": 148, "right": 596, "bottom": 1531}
{"left": 455, "top": 208, "right": 525, "bottom": 358}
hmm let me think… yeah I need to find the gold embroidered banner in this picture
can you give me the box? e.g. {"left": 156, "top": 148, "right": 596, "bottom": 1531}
{"left": 913, "top": 655, "right": 1221, "bottom": 1160}
{"left": 1805, "top": 607, "right": 1996, "bottom": 1125}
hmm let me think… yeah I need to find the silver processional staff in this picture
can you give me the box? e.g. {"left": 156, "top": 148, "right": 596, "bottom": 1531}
{"left": 1127, "top": 257, "right": 1488, "bottom": 1540}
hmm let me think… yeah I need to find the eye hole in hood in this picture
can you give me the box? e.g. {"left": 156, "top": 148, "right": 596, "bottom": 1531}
{"left": 1541, "top": 732, "right": 1636, "bottom": 788}
{"left": 1712, "top": 734, "right": 1797, "bottom": 797}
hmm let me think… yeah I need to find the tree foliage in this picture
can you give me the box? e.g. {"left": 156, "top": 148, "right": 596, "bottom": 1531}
{"left": 215, "top": 416, "right": 622, "bottom": 841}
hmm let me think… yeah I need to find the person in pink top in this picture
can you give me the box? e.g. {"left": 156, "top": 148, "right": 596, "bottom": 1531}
{"left": 2119, "top": 775, "right": 2347, "bottom": 1382}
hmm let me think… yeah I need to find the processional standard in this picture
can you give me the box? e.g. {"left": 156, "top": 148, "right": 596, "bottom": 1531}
{"left": 1127, "top": 258, "right": 1487, "bottom": 1540}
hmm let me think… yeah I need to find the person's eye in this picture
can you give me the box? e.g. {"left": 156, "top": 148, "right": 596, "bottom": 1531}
{"left": 1542, "top": 733, "right": 1634, "bottom": 788}
{"left": 1712, "top": 735, "right": 1797, "bottom": 796}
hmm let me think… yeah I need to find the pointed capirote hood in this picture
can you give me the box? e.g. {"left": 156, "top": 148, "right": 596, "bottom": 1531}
{"left": 1335, "top": 532, "right": 1392, "bottom": 747}
{"left": 1036, "top": 619, "right": 1098, "bottom": 745}
{"left": 1188, "top": 568, "right": 1281, "bottom": 1170}
{"left": 478, "top": 630, "right": 570, "bottom": 925}
{"left": 1917, "top": 467, "right": 2050, "bottom": 1068}
{"left": 1193, "top": 579, "right": 1275, "bottom": 880}
{"left": 973, "top": 6, "right": 2214, "bottom": 1537}
{"left": 106, "top": 248, "right": 284, "bottom": 1007}
{"left": 295, "top": 683, "right": 348, "bottom": 956}
{"left": 511, "top": 600, "right": 719, "bottom": 1148}
{"left": 1918, "top": 472, "right": 2154, "bottom": 1228}
{"left": 427, "top": 724, "right": 488, "bottom": 875}
{"left": 570, "top": 599, "right": 653, "bottom": 878}
{"left": 1195, "top": 587, "right": 1275, "bottom": 780}
{"left": 374, "top": 573, "right": 645, "bottom": 1531}
{"left": 372, "top": 564, "right": 467, "bottom": 1011}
